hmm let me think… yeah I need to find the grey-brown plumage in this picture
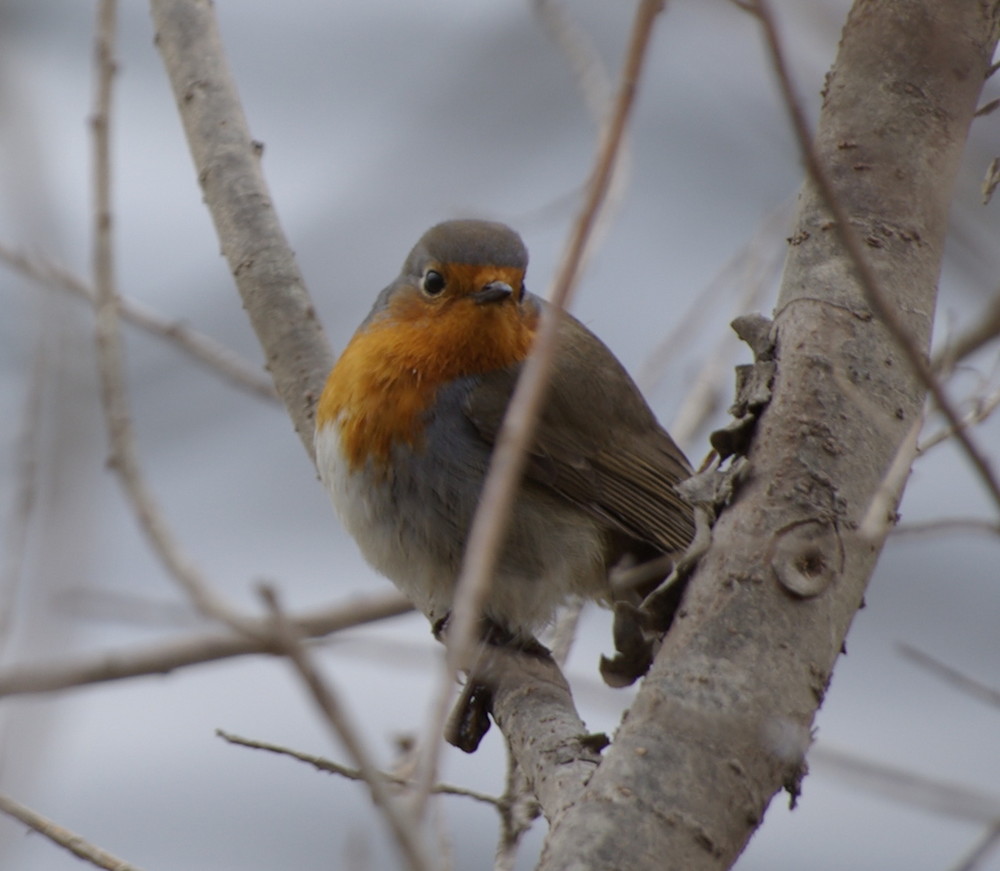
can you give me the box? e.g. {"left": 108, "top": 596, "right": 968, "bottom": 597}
{"left": 317, "top": 219, "right": 695, "bottom": 749}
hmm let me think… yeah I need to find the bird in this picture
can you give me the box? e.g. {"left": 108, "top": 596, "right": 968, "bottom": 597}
{"left": 315, "top": 219, "right": 695, "bottom": 746}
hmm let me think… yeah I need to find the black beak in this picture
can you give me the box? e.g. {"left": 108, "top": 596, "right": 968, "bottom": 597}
{"left": 472, "top": 281, "right": 513, "bottom": 305}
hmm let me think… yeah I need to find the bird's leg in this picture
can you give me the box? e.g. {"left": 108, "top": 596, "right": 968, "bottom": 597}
{"left": 438, "top": 614, "right": 554, "bottom": 752}
{"left": 445, "top": 678, "right": 494, "bottom": 753}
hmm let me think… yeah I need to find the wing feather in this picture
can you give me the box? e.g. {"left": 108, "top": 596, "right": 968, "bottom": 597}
{"left": 464, "top": 304, "right": 695, "bottom": 554}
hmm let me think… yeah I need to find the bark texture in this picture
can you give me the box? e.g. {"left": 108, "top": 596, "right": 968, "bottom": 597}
{"left": 536, "top": 2, "right": 1000, "bottom": 869}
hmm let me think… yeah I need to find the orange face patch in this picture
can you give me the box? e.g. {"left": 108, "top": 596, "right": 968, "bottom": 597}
{"left": 317, "top": 269, "right": 538, "bottom": 473}
{"left": 439, "top": 263, "right": 525, "bottom": 298}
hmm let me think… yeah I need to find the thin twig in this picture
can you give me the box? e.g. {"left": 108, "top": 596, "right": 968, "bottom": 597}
{"left": 859, "top": 414, "right": 922, "bottom": 542}
{"left": 0, "top": 328, "right": 46, "bottom": 655}
{"left": 897, "top": 643, "right": 1000, "bottom": 709}
{"left": 892, "top": 517, "right": 1000, "bottom": 537}
{"left": 752, "top": 0, "right": 1000, "bottom": 514}
{"left": 0, "top": 241, "right": 278, "bottom": 402}
{"left": 415, "top": 0, "right": 667, "bottom": 813}
{"left": 257, "top": 585, "right": 432, "bottom": 871}
{"left": 950, "top": 821, "right": 1000, "bottom": 871}
{"left": 533, "top": 0, "right": 611, "bottom": 119}
{"left": 932, "top": 291, "right": 1000, "bottom": 372}
{"left": 666, "top": 216, "right": 786, "bottom": 448}
{"left": 639, "top": 199, "right": 791, "bottom": 396}
{"left": 89, "top": 2, "right": 250, "bottom": 630}
{"left": 809, "top": 744, "right": 1000, "bottom": 823}
{"left": 0, "top": 793, "right": 146, "bottom": 871}
{"left": 531, "top": 0, "right": 633, "bottom": 285}
{"left": 0, "top": 589, "right": 411, "bottom": 696}
{"left": 493, "top": 760, "right": 540, "bottom": 871}
{"left": 216, "top": 729, "right": 500, "bottom": 808}
{"left": 919, "top": 379, "right": 1000, "bottom": 452}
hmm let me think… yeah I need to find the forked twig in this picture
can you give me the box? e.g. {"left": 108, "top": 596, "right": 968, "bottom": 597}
{"left": 919, "top": 379, "right": 1000, "bottom": 452}
{"left": 216, "top": 729, "right": 500, "bottom": 807}
{"left": 0, "top": 241, "right": 278, "bottom": 402}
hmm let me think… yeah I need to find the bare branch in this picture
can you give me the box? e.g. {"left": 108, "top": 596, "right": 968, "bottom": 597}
{"left": 532, "top": 0, "right": 612, "bottom": 120}
{"left": 753, "top": 0, "right": 1000, "bottom": 514}
{"left": 0, "top": 793, "right": 146, "bottom": 871}
{"left": 974, "top": 97, "right": 1000, "bottom": 118}
{"left": 919, "top": 378, "right": 1000, "bottom": 452}
{"left": 951, "top": 822, "right": 1000, "bottom": 871}
{"left": 536, "top": 3, "right": 1000, "bottom": 868}
{"left": 0, "top": 590, "right": 411, "bottom": 696}
{"left": 892, "top": 516, "right": 1000, "bottom": 537}
{"left": 640, "top": 200, "right": 791, "bottom": 397}
{"left": 859, "top": 414, "right": 922, "bottom": 542}
{"left": 809, "top": 744, "right": 1000, "bottom": 824}
{"left": 0, "top": 241, "right": 278, "bottom": 402}
{"left": 417, "top": 0, "right": 667, "bottom": 811}
{"left": 257, "top": 585, "right": 432, "bottom": 871}
{"left": 897, "top": 643, "right": 1000, "bottom": 709}
{"left": 532, "top": 0, "right": 633, "bottom": 257}
{"left": 150, "top": 0, "right": 333, "bottom": 458}
{"left": 665, "top": 210, "right": 788, "bottom": 448}
{"left": 486, "top": 644, "right": 604, "bottom": 821}
{"left": 0, "top": 331, "right": 45, "bottom": 655}
{"left": 493, "top": 760, "right": 540, "bottom": 871}
{"left": 932, "top": 291, "right": 1000, "bottom": 371}
{"left": 216, "top": 729, "right": 501, "bottom": 808}
{"left": 91, "top": 0, "right": 249, "bottom": 630}
{"left": 983, "top": 157, "right": 1000, "bottom": 206}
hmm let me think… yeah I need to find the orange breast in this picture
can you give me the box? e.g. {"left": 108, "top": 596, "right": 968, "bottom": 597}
{"left": 317, "top": 293, "right": 538, "bottom": 473}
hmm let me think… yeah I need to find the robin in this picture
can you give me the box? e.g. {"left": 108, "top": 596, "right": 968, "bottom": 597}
{"left": 315, "top": 219, "right": 695, "bottom": 745}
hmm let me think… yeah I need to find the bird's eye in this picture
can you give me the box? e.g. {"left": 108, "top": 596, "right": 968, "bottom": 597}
{"left": 422, "top": 270, "right": 446, "bottom": 296}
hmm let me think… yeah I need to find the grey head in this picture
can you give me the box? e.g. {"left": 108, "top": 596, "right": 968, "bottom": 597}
{"left": 402, "top": 220, "right": 529, "bottom": 276}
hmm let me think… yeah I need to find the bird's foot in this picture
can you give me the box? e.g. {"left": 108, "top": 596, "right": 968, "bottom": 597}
{"left": 436, "top": 613, "right": 551, "bottom": 752}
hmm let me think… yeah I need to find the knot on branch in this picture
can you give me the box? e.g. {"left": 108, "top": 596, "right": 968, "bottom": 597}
{"left": 769, "top": 518, "right": 843, "bottom": 598}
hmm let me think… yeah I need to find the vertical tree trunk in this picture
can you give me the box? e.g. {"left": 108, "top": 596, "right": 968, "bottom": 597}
{"left": 535, "top": 2, "right": 1000, "bottom": 869}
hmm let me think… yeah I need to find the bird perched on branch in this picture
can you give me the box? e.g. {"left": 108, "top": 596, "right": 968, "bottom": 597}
{"left": 315, "top": 219, "right": 694, "bottom": 747}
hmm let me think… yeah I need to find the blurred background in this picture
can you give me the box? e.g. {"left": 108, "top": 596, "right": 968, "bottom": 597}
{"left": 0, "top": 1, "right": 998, "bottom": 868}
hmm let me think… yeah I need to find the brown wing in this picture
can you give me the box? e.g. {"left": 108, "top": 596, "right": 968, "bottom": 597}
{"left": 464, "top": 310, "right": 695, "bottom": 554}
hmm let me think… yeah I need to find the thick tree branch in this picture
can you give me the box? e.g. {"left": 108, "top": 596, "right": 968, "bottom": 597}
{"left": 150, "top": 0, "right": 332, "bottom": 457}
{"left": 752, "top": 0, "right": 1000, "bottom": 512}
{"left": 536, "top": 3, "right": 1000, "bottom": 869}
